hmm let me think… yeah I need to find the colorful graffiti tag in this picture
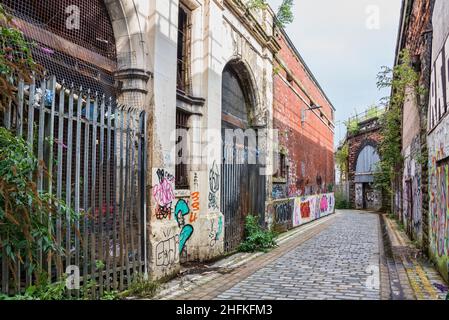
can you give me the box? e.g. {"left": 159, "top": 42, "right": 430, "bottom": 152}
{"left": 174, "top": 199, "right": 194, "bottom": 254}
{"left": 300, "top": 201, "right": 311, "bottom": 219}
{"left": 292, "top": 193, "right": 335, "bottom": 226}
{"left": 190, "top": 192, "right": 200, "bottom": 223}
{"left": 428, "top": 133, "right": 449, "bottom": 282}
{"left": 153, "top": 169, "right": 175, "bottom": 220}
{"left": 291, "top": 193, "right": 335, "bottom": 227}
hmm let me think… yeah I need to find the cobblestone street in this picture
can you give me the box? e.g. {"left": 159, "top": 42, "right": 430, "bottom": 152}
{"left": 158, "top": 210, "right": 447, "bottom": 301}
{"left": 216, "top": 212, "right": 381, "bottom": 300}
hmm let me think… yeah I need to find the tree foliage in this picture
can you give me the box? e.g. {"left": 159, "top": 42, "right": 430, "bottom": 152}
{"left": 0, "top": 4, "right": 42, "bottom": 111}
{"left": 247, "top": 0, "right": 295, "bottom": 27}
{"left": 0, "top": 127, "right": 78, "bottom": 282}
{"left": 335, "top": 143, "right": 349, "bottom": 177}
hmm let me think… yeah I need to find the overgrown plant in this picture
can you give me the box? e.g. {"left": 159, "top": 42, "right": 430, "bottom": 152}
{"left": 335, "top": 192, "right": 350, "bottom": 210}
{"left": 238, "top": 215, "right": 277, "bottom": 253}
{"left": 246, "top": 0, "right": 294, "bottom": 28}
{"left": 374, "top": 49, "right": 425, "bottom": 195}
{"left": 345, "top": 118, "right": 360, "bottom": 136}
{"left": 0, "top": 127, "right": 77, "bottom": 283}
{"left": 335, "top": 143, "right": 349, "bottom": 177}
{"left": 0, "top": 4, "right": 41, "bottom": 110}
{"left": 119, "top": 274, "right": 161, "bottom": 299}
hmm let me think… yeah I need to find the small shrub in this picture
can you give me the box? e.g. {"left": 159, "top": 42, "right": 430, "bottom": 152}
{"left": 238, "top": 215, "right": 277, "bottom": 253}
{"left": 335, "top": 192, "right": 350, "bottom": 210}
{"left": 0, "top": 276, "right": 67, "bottom": 300}
{"left": 119, "top": 274, "right": 160, "bottom": 299}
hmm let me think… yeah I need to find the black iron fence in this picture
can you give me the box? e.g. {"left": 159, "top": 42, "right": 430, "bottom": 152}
{"left": 0, "top": 75, "right": 147, "bottom": 297}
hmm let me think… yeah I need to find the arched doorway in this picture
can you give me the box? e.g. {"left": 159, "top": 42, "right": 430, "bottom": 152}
{"left": 355, "top": 144, "right": 381, "bottom": 210}
{"left": 221, "top": 61, "right": 266, "bottom": 252}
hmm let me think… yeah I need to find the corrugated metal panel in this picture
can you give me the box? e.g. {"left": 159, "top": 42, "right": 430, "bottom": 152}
{"left": 355, "top": 145, "right": 380, "bottom": 183}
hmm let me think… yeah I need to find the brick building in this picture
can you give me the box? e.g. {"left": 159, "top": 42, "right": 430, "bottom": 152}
{"left": 272, "top": 29, "right": 335, "bottom": 200}
{"left": 394, "top": 0, "right": 434, "bottom": 250}
{"left": 392, "top": 0, "right": 448, "bottom": 282}
{"left": 345, "top": 115, "right": 384, "bottom": 211}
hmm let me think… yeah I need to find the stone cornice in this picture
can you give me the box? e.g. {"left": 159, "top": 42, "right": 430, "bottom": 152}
{"left": 223, "top": 0, "right": 281, "bottom": 54}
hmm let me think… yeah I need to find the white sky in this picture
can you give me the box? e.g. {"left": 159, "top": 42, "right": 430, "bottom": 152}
{"left": 267, "top": 0, "right": 402, "bottom": 146}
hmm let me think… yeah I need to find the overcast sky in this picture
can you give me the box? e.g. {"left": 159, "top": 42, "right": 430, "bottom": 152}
{"left": 267, "top": 0, "right": 402, "bottom": 147}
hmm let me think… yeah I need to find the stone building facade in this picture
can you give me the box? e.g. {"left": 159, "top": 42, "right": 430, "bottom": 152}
{"left": 2, "top": 0, "right": 335, "bottom": 283}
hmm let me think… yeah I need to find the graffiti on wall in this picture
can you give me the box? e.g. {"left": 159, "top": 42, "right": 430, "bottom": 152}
{"left": 428, "top": 113, "right": 449, "bottom": 281}
{"left": 365, "top": 188, "right": 382, "bottom": 210}
{"left": 209, "top": 216, "right": 223, "bottom": 248}
{"left": 292, "top": 193, "right": 335, "bottom": 227}
{"left": 208, "top": 161, "right": 220, "bottom": 211}
{"left": 272, "top": 184, "right": 287, "bottom": 200}
{"left": 301, "top": 201, "right": 311, "bottom": 219}
{"left": 156, "top": 231, "right": 180, "bottom": 267}
{"left": 274, "top": 200, "right": 294, "bottom": 224}
{"left": 190, "top": 192, "right": 200, "bottom": 223}
{"left": 429, "top": 160, "right": 449, "bottom": 257}
{"left": 174, "top": 199, "right": 194, "bottom": 254}
{"left": 355, "top": 183, "right": 363, "bottom": 209}
{"left": 403, "top": 143, "right": 423, "bottom": 242}
{"left": 153, "top": 169, "right": 175, "bottom": 220}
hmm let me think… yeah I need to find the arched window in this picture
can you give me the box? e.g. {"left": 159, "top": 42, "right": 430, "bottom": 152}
{"left": 1, "top": 0, "right": 117, "bottom": 96}
{"left": 222, "top": 65, "right": 250, "bottom": 129}
{"left": 355, "top": 145, "right": 380, "bottom": 183}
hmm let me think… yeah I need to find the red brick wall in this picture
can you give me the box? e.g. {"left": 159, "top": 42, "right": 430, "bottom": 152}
{"left": 272, "top": 32, "right": 335, "bottom": 198}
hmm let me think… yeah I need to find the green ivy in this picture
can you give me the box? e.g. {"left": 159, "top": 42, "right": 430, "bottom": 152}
{"left": 238, "top": 215, "right": 278, "bottom": 253}
{"left": 374, "top": 49, "right": 424, "bottom": 196}
{"left": 0, "top": 127, "right": 78, "bottom": 283}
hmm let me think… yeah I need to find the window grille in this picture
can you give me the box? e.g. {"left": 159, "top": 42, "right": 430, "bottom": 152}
{"left": 1, "top": 0, "right": 117, "bottom": 96}
{"left": 177, "top": 4, "right": 192, "bottom": 94}
{"left": 176, "top": 110, "right": 190, "bottom": 189}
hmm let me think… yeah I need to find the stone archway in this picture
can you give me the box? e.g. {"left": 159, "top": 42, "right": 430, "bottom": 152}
{"left": 221, "top": 59, "right": 266, "bottom": 252}
{"left": 104, "top": 0, "right": 150, "bottom": 106}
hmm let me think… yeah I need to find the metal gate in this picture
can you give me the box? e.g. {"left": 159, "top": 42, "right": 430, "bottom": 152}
{"left": 220, "top": 63, "right": 266, "bottom": 253}
{"left": 0, "top": 76, "right": 147, "bottom": 297}
{"left": 221, "top": 125, "right": 266, "bottom": 253}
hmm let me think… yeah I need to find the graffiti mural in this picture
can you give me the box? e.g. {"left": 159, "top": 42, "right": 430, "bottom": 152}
{"left": 428, "top": 114, "right": 449, "bottom": 282}
{"left": 291, "top": 193, "right": 335, "bottom": 227}
{"left": 208, "top": 161, "right": 220, "bottom": 211}
{"left": 174, "top": 199, "right": 194, "bottom": 254}
{"left": 320, "top": 195, "right": 329, "bottom": 213}
{"left": 301, "top": 201, "right": 311, "bottom": 219}
{"left": 153, "top": 169, "right": 175, "bottom": 220}
{"left": 274, "top": 200, "right": 294, "bottom": 223}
